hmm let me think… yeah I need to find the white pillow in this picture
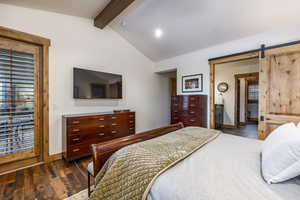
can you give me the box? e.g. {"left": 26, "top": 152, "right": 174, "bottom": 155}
{"left": 261, "top": 122, "right": 300, "bottom": 184}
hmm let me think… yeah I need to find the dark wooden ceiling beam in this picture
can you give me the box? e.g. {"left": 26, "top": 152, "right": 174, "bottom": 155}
{"left": 94, "top": 0, "right": 136, "bottom": 29}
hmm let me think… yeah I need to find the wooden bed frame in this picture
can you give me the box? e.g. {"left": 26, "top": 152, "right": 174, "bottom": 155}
{"left": 90, "top": 123, "right": 184, "bottom": 175}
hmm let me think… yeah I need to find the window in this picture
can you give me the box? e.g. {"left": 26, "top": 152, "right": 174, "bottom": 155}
{"left": 0, "top": 48, "right": 35, "bottom": 156}
{"left": 248, "top": 84, "right": 259, "bottom": 102}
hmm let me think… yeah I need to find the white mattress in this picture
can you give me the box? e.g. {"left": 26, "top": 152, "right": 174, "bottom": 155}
{"left": 147, "top": 133, "right": 300, "bottom": 200}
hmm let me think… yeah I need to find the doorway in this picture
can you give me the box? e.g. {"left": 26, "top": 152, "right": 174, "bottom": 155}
{"left": 0, "top": 27, "right": 50, "bottom": 174}
{"left": 155, "top": 69, "right": 177, "bottom": 124}
{"left": 210, "top": 42, "right": 300, "bottom": 140}
{"left": 235, "top": 72, "right": 259, "bottom": 127}
{"left": 212, "top": 56, "right": 259, "bottom": 139}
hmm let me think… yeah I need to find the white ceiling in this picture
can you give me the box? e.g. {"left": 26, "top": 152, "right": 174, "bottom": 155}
{"left": 2, "top": 0, "right": 300, "bottom": 61}
{"left": 0, "top": 0, "right": 110, "bottom": 18}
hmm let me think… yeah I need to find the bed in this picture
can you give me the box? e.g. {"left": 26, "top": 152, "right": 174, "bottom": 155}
{"left": 89, "top": 123, "right": 300, "bottom": 200}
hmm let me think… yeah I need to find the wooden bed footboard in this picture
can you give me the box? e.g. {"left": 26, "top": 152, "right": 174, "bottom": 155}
{"left": 90, "top": 123, "right": 184, "bottom": 176}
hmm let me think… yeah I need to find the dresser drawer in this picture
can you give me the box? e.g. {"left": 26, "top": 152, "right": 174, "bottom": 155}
{"left": 109, "top": 113, "right": 135, "bottom": 122}
{"left": 68, "top": 132, "right": 110, "bottom": 145}
{"left": 129, "top": 127, "right": 135, "bottom": 134}
{"left": 67, "top": 116, "right": 108, "bottom": 126}
{"left": 67, "top": 144, "right": 90, "bottom": 159}
{"left": 67, "top": 123, "right": 108, "bottom": 135}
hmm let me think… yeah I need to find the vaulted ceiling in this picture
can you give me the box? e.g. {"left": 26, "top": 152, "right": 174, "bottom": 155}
{"left": 2, "top": 0, "right": 300, "bottom": 61}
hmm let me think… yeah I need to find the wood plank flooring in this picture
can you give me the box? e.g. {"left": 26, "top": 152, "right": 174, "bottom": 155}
{"left": 221, "top": 124, "right": 258, "bottom": 139}
{"left": 0, "top": 157, "right": 92, "bottom": 200}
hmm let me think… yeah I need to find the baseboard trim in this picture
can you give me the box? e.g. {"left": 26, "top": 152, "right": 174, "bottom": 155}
{"left": 0, "top": 161, "right": 44, "bottom": 176}
{"left": 239, "top": 122, "right": 246, "bottom": 126}
{"left": 222, "top": 124, "right": 236, "bottom": 129}
{"left": 0, "top": 153, "right": 62, "bottom": 175}
{"left": 48, "top": 153, "right": 62, "bottom": 162}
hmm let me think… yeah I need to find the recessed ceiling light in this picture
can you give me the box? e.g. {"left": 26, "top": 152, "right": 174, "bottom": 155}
{"left": 154, "top": 28, "right": 163, "bottom": 39}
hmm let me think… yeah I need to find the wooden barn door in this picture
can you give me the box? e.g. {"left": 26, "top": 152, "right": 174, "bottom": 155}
{"left": 259, "top": 43, "right": 300, "bottom": 139}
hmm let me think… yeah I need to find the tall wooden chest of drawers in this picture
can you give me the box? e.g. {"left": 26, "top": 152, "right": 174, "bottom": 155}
{"left": 171, "top": 95, "right": 207, "bottom": 127}
{"left": 62, "top": 112, "right": 135, "bottom": 161}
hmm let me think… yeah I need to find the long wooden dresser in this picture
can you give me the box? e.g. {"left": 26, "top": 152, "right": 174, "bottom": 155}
{"left": 62, "top": 112, "right": 135, "bottom": 161}
{"left": 171, "top": 95, "right": 207, "bottom": 127}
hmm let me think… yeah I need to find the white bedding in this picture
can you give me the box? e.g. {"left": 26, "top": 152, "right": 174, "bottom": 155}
{"left": 147, "top": 133, "right": 300, "bottom": 200}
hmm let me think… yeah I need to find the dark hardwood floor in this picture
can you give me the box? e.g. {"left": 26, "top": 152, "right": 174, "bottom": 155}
{"left": 0, "top": 157, "right": 92, "bottom": 200}
{"left": 221, "top": 124, "right": 258, "bottom": 139}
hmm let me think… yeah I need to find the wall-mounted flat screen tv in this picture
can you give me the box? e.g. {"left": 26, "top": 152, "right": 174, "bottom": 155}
{"left": 73, "top": 68, "right": 122, "bottom": 99}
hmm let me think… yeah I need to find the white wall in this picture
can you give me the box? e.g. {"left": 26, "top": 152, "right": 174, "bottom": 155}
{"left": 239, "top": 78, "right": 246, "bottom": 123}
{"left": 0, "top": 4, "right": 170, "bottom": 155}
{"left": 215, "top": 60, "right": 258, "bottom": 126}
{"left": 156, "top": 24, "right": 300, "bottom": 127}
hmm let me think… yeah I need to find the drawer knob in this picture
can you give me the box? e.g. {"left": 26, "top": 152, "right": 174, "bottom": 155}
{"left": 72, "top": 138, "right": 80, "bottom": 141}
{"left": 190, "top": 119, "right": 195, "bottom": 122}
{"left": 130, "top": 128, "right": 134, "bottom": 130}
{"left": 112, "top": 117, "right": 117, "bottom": 119}
{"left": 72, "top": 148, "right": 80, "bottom": 152}
{"left": 72, "top": 121, "right": 80, "bottom": 124}
{"left": 112, "top": 130, "right": 117, "bottom": 134}
{"left": 129, "top": 115, "right": 134, "bottom": 118}
{"left": 98, "top": 133, "right": 105, "bottom": 136}
{"left": 72, "top": 129, "right": 80, "bottom": 132}
{"left": 190, "top": 111, "right": 195, "bottom": 114}
{"left": 99, "top": 125, "right": 105, "bottom": 128}
{"left": 98, "top": 118, "right": 104, "bottom": 121}
{"left": 112, "top": 123, "right": 118, "bottom": 126}
{"left": 129, "top": 121, "right": 134, "bottom": 123}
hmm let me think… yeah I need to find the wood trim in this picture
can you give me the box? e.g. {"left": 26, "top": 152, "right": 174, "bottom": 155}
{"left": 48, "top": 153, "right": 62, "bottom": 162}
{"left": 0, "top": 26, "right": 50, "bottom": 46}
{"left": 209, "top": 63, "right": 215, "bottom": 129}
{"left": 222, "top": 124, "right": 236, "bottom": 129}
{"left": 0, "top": 26, "right": 50, "bottom": 169}
{"left": 42, "top": 45, "right": 50, "bottom": 162}
{"left": 234, "top": 72, "right": 259, "bottom": 79}
{"left": 91, "top": 123, "right": 184, "bottom": 175}
{"left": 0, "top": 158, "right": 42, "bottom": 175}
{"left": 94, "top": 0, "right": 136, "bottom": 29}
{"left": 209, "top": 51, "right": 259, "bottom": 65}
{"left": 209, "top": 52, "right": 259, "bottom": 129}
{"left": 235, "top": 78, "right": 240, "bottom": 128}
{"left": 265, "top": 43, "right": 300, "bottom": 56}
{"left": 245, "top": 79, "right": 249, "bottom": 123}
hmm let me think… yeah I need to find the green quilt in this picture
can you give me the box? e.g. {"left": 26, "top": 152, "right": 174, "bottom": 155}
{"left": 90, "top": 126, "right": 220, "bottom": 200}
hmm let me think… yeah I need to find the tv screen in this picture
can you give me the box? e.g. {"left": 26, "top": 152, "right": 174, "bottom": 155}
{"left": 73, "top": 68, "right": 122, "bottom": 99}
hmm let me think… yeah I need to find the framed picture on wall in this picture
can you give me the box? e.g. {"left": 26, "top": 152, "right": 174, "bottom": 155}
{"left": 182, "top": 74, "right": 203, "bottom": 93}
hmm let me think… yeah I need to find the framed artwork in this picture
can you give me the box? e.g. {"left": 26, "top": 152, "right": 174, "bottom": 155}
{"left": 182, "top": 74, "right": 203, "bottom": 93}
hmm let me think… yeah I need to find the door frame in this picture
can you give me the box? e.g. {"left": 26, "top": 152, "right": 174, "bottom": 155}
{"left": 209, "top": 52, "right": 259, "bottom": 129}
{"left": 0, "top": 26, "right": 50, "bottom": 173}
{"left": 234, "top": 72, "right": 259, "bottom": 128}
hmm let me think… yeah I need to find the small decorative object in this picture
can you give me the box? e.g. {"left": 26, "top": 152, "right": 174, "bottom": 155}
{"left": 182, "top": 74, "right": 203, "bottom": 93}
{"left": 217, "top": 82, "right": 229, "bottom": 93}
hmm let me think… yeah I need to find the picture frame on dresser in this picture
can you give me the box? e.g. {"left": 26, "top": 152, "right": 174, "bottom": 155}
{"left": 182, "top": 74, "right": 203, "bottom": 93}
